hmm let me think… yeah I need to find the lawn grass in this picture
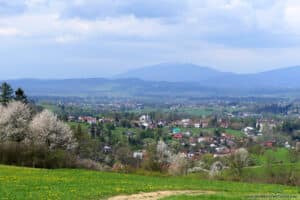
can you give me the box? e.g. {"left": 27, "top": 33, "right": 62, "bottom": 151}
{"left": 37, "top": 103, "right": 61, "bottom": 113}
{"left": 162, "top": 193, "right": 248, "bottom": 200}
{"left": 0, "top": 165, "right": 299, "bottom": 200}
{"left": 242, "top": 162, "right": 300, "bottom": 178}
{"left": 162, "top": 192, "right": 300, "bottom": 200}
{"left": 252, "top": 148, "right": 292, "bottom": 165}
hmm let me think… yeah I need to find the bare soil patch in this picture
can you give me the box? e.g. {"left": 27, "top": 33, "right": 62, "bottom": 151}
{"left": 107, "top": 190, "right": 215, "bottom": 200}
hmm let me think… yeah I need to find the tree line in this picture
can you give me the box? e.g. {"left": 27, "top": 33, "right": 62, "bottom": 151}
{"left": 0, "top": 83, "right": 83, "bottom": 169}
{"left": 0, "top": 82, "right": 28, "bottom": 105}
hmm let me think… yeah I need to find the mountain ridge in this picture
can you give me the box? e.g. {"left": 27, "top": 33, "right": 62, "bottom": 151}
{"left": 116, "top": 63, "right": 300, "bottom": 88}
{"left": 115, "top": 63, "right": 233, "bottom": 83}
{"left": 2, "top": 63, "right": 300, "bottom": 98}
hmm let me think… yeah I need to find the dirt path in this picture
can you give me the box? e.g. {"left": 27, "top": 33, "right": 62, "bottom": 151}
{"left": 107, "top": 190, "right": 215, "bottom": 200}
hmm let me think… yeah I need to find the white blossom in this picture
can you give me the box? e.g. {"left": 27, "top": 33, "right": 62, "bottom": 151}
{"left": 0, "top": 102, "right": 31, "bottom": 142}
{"left": 168, "top": 153, "right": 188, "bottom": 176}
{"left": 29, "top": 110, "right": 77, "bottom": 150}
{"left": 156, "top": 140, "right": 172, "bottom": 163}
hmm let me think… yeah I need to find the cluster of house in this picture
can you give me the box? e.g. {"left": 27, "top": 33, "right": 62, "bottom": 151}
{"left": 137, "top": 115, "right": 230, "bottom": 130}
{"left": 69, "top": 116, "right": 114, "bottom": 124}
{"left": 168, "top": 127, "right": 238, "bottom": 158}
{"left": 69, "top": 114, "right": 297, "bottom": 160}
{"left": 243, "top": 119, "right": 281, "bottom": 137}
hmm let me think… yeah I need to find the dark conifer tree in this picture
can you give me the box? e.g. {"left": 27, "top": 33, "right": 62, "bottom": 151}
{"left": 0, "top": 82, "right": 14, "bottom": 106}
{"left": 14, "top": 88, "right": 28, "bottom": 104}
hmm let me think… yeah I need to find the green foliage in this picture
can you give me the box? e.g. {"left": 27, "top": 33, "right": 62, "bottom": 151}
{"left": 252, "top": 148, "right": 292, "bottom": 166}
{"left": 0, "top": 142, "right": 78, "bottom": 169}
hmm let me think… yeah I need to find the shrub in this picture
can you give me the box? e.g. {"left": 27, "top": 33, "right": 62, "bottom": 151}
{"left": 0, "top": 142, "right": 77, "bottom": 168}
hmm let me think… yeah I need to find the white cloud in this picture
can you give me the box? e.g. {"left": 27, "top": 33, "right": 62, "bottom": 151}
{"left": 0, "top": 13, "right": 167, "bottom": 43}
{"left": 2, "top": 0, "right": 300, "bottom": 45}
{"left": 2, "top": 0, "right": 300, "bottom": 75}
{"left": 0, "top": 27, "right": 21, "bottom": 36}
{"left": 284, "top": 0, "right": 300, "bottom": 34}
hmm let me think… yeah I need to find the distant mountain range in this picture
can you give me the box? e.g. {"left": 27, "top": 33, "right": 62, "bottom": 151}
{"left": 4, "top": 63, "right": 300, "bottom": 99}
{"left": 116, "top": 63, "right": 233, "bottom": 83}
{"left": 117, "top": 63, "right": 300, "bottom": 88}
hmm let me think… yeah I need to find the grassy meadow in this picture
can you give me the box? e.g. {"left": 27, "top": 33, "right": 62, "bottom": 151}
{"left": 0, "top": 165, "right": 299, "bottom": 200}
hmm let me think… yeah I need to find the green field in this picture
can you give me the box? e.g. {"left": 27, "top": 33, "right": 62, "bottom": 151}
{"left": 129, "top": 106, "right": 224, "bottom": 117}
{"left": 67, "top": 122, "right": 90, "bottom": 133}
{"left": 0, "top": 165, "right": 299, "bottom": 200}
{"left": 252, "top": 148, "right": 292, "bottom": 165}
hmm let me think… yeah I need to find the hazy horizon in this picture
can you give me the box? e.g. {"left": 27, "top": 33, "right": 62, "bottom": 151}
{"left": 2, "top": 0, "right": 300, "bottom": 79}
{"left": 1, "top": 63, "right": 300, "bottom": 80}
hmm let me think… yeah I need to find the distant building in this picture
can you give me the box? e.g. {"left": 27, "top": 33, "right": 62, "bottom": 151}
{"left": 262, "top": 141, "right": 275, "bottom": 148}
{"left": 201, "top": 120, "right": 209, "bottom": 128}
{"left": 133, "top": 151, "right": 144, "bottom": 159}
{"left": 184, "top": 131, "right": 191, "bottom": 136}
{"left": 194, "top": 123, "right": 201, "bottom": 128}
{"left": 181, "top": 119, "right": 191, "bottom": 128}
{"left": 139, "top": 114, "right": 151, "bottom": 123}
{"left": 243, "top": 127, "right": 256, "bottom": 136}
{"left": 79, "top": 116, "right": 97, "bottom": 124}
{"left": 68, "top": 116, "right": 76, "bottom": 122}
{"left": 284, "top": 141, "right": 291, "bottom": 149}
{"left": 172, "top": 127, "right": 181, "bottom": 134}
{"left": 173, "top": 133, "right": 183, "bottom": 139}
{"left": 103, "top": 146, "right": 112, "bottom": 153}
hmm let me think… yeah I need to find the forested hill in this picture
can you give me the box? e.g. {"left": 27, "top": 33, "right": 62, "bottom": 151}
{"left": 5, "top": 77, "right": 300, "bottom": 99}
{"left": 117, "top": 63, "right": 300, "bottom": 88}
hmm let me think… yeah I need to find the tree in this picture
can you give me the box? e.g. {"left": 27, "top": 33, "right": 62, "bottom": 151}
{"left": 74, "top": 124, "right": 84, "bottom": 140}
{"left": 0, "top": 102, "right": 31, "bottom": 142}
{"left": 95, "top": 123, "right": 104, "bottom": 137}
{"left": 168, "top": 153, "right": 188, "bottom": 176}
{"left": 228, "top": 148, "right": 250, "bottom": 177}
{"left": 210, "top": 116, "right": 218, "bottom": 127}
{"left": 296, "top": 142, "right": 300, "bottom": 152}
{"left": 89, "top": 124, "right": 96, "bottom": 138}
{"left": 209, "top": 161, "right": 227, "bottom": 177}
{"left": 14, "top": 88, "right": 28, "bottom": 104}
{"left": 29, "top": 110, "right": 77, "bottom": 150}
{"left": 214, "top": 128, "right": 221, "bottom": 137}
{"left": 157, "top": 140, "right": 171, "bottom": 164}
{"left": 0, "top": 82, "right": 14, "bottom": 106}
{"left": 115, "top": 146, "right": 134, "bottom": 166}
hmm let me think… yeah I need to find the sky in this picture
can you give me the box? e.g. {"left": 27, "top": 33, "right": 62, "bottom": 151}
{"left": 1, "top": 0, "right": 300, "bottom": 78}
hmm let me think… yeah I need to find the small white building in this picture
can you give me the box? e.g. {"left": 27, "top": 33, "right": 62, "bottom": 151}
{"left": 139, "top": 115, "right": 151, "bottom": 123}
{"left": 244, "top": 127, "right": 256, "bottom": 136}
{"left": 181, "top": 119, "right": 191, "bottom": 128}
{"left": 184, "top": 131, "right": 191, "bottom": 136}
{"left": 133, "top": 151, "right": 144, "bottom": 159}
{"left": 285, "top": 141, "right": 291, "bottom": 149}
{"left": 194, "top": 123, "right": 201, "bottom": 128}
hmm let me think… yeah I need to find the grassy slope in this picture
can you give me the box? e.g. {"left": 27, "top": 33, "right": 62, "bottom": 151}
{"left": 0, "top": 165, "right": 299, "bottom": 200}
{"left": 162, "top": 193, "right": 253, "bottom": 200}
{"left": 252, "top": 148, "right": 292, "bottom": 165}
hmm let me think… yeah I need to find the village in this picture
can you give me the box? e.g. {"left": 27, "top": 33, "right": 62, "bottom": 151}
{"left": 68, "top": 112, "right": 299, "bottom": 162}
